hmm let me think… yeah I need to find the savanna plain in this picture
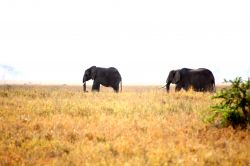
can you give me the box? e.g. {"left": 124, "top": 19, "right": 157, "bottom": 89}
{"left": 0, "top": 85, "right": 249, "bottom": 166}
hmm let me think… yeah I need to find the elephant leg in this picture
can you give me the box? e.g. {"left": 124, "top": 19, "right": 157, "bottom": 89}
{"left": 175, "top": 84, "right": 182, "bottom": 92}
{"left": 92, "top": 81, "right": 100, "bottom": 92}
{"left": 111, "top": 82, "right": 119, "bottom": 93}
{"left": 209, "top": 84, "right": 215, "bottom": 92}
{"left": 207, "top": 85, "right": 213, "bottom": 92}
{"left": 113, "top": 85, "right": 119, "bottom": 93}
{"left": 184, "top": 84, "right": 197, "bottom": 91}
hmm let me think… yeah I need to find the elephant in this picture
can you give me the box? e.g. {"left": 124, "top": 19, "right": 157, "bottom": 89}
{"left": 82, "top": 66, "right": 122, "bottom": 92}
{"left": 165, "top": 68, "right": 215, "bottom": 92}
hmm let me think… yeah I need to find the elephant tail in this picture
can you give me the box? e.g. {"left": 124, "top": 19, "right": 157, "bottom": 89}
{"left": 120, "top": 80, "right": 122, "bottom": 92}
{"left": 211, "top": 77, "right": 216, "bottom": 92}
{"left": 213, "top": 81, "right": 216, "bottom": 92}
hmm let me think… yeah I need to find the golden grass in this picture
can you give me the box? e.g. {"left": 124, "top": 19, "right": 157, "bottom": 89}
{"left": 0, "top": 85, "right": 249, "bottom": 165}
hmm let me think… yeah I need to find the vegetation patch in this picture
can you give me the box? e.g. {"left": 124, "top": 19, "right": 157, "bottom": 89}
{"left": 208, "top": 77, "right": 250, "bottom": 128}
{"left": 0, "top": 85, "right": 249, "bottom": 165}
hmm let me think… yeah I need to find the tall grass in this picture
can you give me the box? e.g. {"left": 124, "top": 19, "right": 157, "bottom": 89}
{"left": 0, "top": 85, "right": 249, "bottom": 165}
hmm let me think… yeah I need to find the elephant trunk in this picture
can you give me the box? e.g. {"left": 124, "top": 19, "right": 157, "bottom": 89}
{"left": 82, "top": 76, "right": 87, "bottom": 83}
{"left": 166, "top": 82, "right": 171, "bottom": 92}
{"left": 83, "top": 82, "right": 87, "bottom": 92}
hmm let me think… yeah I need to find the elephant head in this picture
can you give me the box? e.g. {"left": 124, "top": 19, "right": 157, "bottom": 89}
{"left": 166, "top": 70, "right": 181, "bottom": 92}
{"left": 83, "top": 66, "right": 96, "bottom": 82}
{"left": 82, "top": 66, "right": 97, "bottom": 92}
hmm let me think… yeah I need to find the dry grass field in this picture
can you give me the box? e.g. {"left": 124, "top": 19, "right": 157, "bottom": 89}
{"left": 0, "top": 85, "right": 249, "bottom": 165}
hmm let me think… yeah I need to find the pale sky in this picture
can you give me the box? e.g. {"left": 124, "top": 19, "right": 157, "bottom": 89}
{"left": 1, "top": 0, "right": 250, "bottom": 85}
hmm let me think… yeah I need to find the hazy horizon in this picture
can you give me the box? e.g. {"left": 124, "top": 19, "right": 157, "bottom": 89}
{"left": 1, "top": 1, "right": 250, "bottom": 85}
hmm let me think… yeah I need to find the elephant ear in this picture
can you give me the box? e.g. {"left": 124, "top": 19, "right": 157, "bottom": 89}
{"left": 173, "top": 70, "right": 181, "bottom": 83}
{"left": 90, "top": 66, "right": 97, "bottom": 79}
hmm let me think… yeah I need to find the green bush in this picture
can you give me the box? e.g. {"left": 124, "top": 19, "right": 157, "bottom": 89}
{"left": 208, "top": 77, "right": 250, "bottom": 128}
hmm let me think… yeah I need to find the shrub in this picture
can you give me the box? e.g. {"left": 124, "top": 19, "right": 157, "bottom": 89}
{"left": 209, "top": 77, "right": 250, "bottom": 128}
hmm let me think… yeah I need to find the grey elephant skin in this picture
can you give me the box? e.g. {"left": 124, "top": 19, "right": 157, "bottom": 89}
{"left": 82, "top": 66, "right": 122, "bottom": 92}
{"left": 165, "top": 68, "right": 215, "bottom": 92}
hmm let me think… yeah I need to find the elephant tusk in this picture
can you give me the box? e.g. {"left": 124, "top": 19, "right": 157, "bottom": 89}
{"left": 160, "top": 85, "right": 166, "bottom": 89}
{"left": 159, "top": 84, "right": 168, "bottom": 89}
